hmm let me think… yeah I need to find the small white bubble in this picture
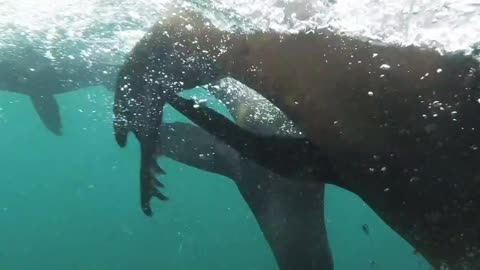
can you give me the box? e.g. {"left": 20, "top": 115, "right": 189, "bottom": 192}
{"left": 471, "top": 145, "right": 478, "bottom": 151}
{"left": 384, "top": 188, "right": 390, "bottom": 192}
{"left": 436, "top": 68, "right": 443, "bottom": 73}
{"left": 68, "top": 55, "right": 75, "bottom": 60}
{"left": 372, "top": 53, "right": 378, "bottom": 58}
{"left": 380, "top": 64, "right": 391, "bottom": 70}
{"left": 368, "top": 91, "right": 374, "bottom": 96}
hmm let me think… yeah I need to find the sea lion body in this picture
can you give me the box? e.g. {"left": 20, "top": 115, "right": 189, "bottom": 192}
{"left": 114, "top": 8, "right": 480, "bottom": 269}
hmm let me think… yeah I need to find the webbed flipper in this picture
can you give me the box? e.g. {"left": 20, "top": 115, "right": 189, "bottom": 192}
{"left": 114, "top": 83, "right": 169, "bottom": 216}
{"left": 140, "top": 140, "right": 168, "bottom": 216}
{"left": 30, "top": 94, "right": 62, "bottom": 136}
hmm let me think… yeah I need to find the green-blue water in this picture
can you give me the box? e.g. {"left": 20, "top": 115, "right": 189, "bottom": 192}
{"left": 1, "top": 87, "right": 431, "bottom": 269}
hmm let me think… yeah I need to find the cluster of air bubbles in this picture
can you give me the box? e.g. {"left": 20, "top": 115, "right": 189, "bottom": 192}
{"left": 192, "top": 95, "right": 208, "bottom": 108}
{"left": 422, "top": 99, "right": 462, "bottom": 121}
{"left": 194, "top": 0, "right": 480, "bottom": 55}
{"left": 1, "top": 0, "right": 478, "bottom": 72}
{"left": 0, "top": 0, "right": 170, "bottom": 66}
{"left": 331, "top": 0, "right": 480, "bottom": 54}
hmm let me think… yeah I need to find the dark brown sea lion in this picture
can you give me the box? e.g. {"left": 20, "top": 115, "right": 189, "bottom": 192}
{"left": 113, "top": 7, "right": 480, "bottom": 269}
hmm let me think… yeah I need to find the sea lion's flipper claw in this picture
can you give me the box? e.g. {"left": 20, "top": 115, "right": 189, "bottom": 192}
{"left": 153, "top": 178, "right": 165, "bottom": 188}
{"left": 140, "top": 166, "right": 168, "bottom": 216}
{"left": 152, "top": 160, "right": 166, "bottom": 175}
{"left": 153, "top": 188, "right": 169, "bottom": 201}
{"left": 139, "top": 139, "right": 170, "bottom": 216}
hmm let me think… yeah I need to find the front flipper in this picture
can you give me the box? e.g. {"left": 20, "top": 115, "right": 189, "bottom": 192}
{"left": 140, "top": 141, "right": 168, "bottom": 216}
{"left": 30, "top": 94, "right": 62, "bottom": 136}
{"left": 135, "top": 95, "right": 169, "bottom": 216}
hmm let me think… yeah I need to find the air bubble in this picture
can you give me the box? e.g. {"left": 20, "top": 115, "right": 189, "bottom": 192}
{"left": 380, "top": 64, "right": 390, "bottom": 70}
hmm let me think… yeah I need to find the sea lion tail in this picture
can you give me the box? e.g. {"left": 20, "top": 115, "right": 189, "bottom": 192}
{"left": 29, "top": 94, "right": 62, "bottom": 136}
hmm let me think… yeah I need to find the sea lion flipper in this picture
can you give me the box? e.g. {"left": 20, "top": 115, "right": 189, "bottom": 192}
{"left": 139, "top": 142, "right": 168, "bottom": 216}
{"left": 113, "top": 101, "right": 130, "bottom": 147}
{"left": 140, "top": 168, "right": 168, "bottom": 216}
{"left": 30, "top": 94, "right": 62, "bottom": 135}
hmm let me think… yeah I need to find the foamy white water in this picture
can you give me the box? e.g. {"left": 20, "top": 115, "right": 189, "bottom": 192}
{"left": 0, "top": 0, "right": 479, "bottom": 65}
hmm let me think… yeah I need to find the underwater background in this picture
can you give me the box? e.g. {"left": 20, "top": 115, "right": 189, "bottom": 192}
{"left": 1, "top": 0, "right": 479, "bottom": 269}
{"left": 1, "top": 87, "right": 430, "bottom": 270}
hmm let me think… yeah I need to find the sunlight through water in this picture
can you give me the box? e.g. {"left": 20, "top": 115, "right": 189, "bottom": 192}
{"left": 1, "top": 0, "right": 479, "bottom": 65}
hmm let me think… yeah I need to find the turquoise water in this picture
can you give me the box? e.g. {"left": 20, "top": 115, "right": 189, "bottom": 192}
{"left": 1, "top": 87, "right": 431, "bottom": 269}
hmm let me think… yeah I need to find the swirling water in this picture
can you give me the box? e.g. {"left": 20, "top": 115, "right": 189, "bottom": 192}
{"left": 0, "top": 0, "right": 479, "bottom": 269}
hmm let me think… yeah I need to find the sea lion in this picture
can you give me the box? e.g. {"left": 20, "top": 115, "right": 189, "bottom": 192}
{"left": 0, "top": 47, "right": 118, "bottom": 135}
{"left": 113, "top": 7, "right": 480, "bottom": 269}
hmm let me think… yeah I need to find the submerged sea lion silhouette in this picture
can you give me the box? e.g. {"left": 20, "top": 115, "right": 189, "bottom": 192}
{"left": 0, "top": 48, "right": 117, "bottom": 135}
{"left": 113, "top": 7, "right": 480, "bottom": 269}
{"left": 160, "top": 122, "right": 332, "bottom": 270}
